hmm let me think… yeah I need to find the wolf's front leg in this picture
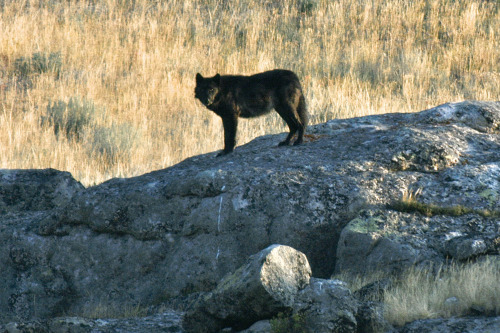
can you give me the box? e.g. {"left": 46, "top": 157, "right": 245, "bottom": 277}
{"left": 218, "top": 114, "right": 238, "bottom": 156}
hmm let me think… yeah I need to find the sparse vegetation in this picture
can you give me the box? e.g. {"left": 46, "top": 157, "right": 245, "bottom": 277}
{"left": 390, "top": 189, "right": 500, "bottom": 218}
{"left": 335, "top": 257, "right": 500, "bottom": 327}
{"left": 43, "top": 97, "right": 102, "bottom": 141}
{"left": 78, "top": 301, "right": 148, "bottom": 319}
{"left": 14, "top": 51, "right": 62, "bottom": 78}
{"left": 0, "top": 0, "right": 498, "bottom": 185}
{"left": 333, "top": 270, "right": 391, "bottom": 295}
{"left": 384, "top": 257, "right": 500, "bottom": 326}
{"left": 270, "top": 311, "right": 307, "bottom": 333}
{"left": 87, "top": 122, "right": 139, "bottom": 165}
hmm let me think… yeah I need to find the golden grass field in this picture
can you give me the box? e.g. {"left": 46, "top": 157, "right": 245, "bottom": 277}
{"left": 0, "top": 0, "right": 499, "bottom": 186}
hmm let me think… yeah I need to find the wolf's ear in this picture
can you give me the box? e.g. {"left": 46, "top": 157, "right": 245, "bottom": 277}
{"left": 196, "top": 73, "right": 203, "bottom": 83}
{"left": 213, "top": 74, "right": 221, "bottom": 85}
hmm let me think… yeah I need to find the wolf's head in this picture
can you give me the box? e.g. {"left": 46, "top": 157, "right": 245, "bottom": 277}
{"left": 195, "top": 73, "right": 221, "bottom": 107}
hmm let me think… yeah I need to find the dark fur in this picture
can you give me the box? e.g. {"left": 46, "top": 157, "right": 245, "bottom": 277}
{"left": 195, "top": 69, "right": 308, "bottom": 155}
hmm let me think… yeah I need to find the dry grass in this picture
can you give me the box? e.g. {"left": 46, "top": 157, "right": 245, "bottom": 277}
{"left": 332, "top": 269, "right": 390, "bottom": 294}
{"left": 0, "top": 0, "right": 499, "bottom": 186}
{"left": 336, "top": 257, "right": 500, "bottom": 327}
{"left": 384, "top": 257, "right": 500, "bottom": 326}
{"left": 75, "top": 301, "right": 148, "bottom": 319}
{"left": 390, "top": 188, "right": 500, "bottom": 217}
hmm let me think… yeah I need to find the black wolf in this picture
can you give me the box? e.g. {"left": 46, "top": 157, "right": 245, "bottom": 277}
{"left": 195, "top": 69, "right": 308, "bottom": 156}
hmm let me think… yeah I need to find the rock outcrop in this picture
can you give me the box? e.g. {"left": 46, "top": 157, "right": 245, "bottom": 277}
{"left": 183, "top": 244, "right": 312, "bottom": 332}
{"left": 1, "top": 100, "right": 499, "bottom": 330}
{"left": 184, "top": 245, "right": 374, "bottom": 333}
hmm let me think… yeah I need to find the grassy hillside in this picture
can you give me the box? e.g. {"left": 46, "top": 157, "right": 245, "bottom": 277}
{"left": 0, "top": 0, "right": 498, "bottom": 186}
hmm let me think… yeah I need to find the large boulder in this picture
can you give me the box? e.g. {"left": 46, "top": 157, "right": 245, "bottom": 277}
{"left": 294, "top": 278, "right": 359, "bottom": 333}
{"left": 1, "top": 100, "right": 499, "bottom": 323}
{"left": 182, "top": 244, "right": 311, "bottom": 332}
{"left": 334, "top": 209, "right": 499, "bottom": 275}
{"left": 183, "top": 245, "right": 365, "bottom": 333}
{"left": 0, "top": 168, "right": 84, "bottom": 213}
{"left": 0, "top": 169, "right": 84, "bottom": 322}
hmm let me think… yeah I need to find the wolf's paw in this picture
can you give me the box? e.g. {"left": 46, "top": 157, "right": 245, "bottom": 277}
{"left": 216, "top": 150, "right": 233, "bottom": 157}
{"left": 278, "top": 140, "right": 291, "bottom": 146}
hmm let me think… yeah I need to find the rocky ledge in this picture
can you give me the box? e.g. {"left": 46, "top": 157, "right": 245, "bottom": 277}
{"left": 1, "top": 101, "right": 499, "bottom": 332}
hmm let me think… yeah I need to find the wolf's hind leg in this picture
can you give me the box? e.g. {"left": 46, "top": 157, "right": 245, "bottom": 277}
{"left": 293, "top": 94, "right": 307, "bottom": 146}
{"left": 293, "top": 124, "right": 305, "bottom": 146}
{"left": 276, "top": 103, "right": 301, "bottom": 146}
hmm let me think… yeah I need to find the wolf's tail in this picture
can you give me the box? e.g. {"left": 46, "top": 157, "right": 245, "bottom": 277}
{"left": 298, "top": 92, "right": 308, "bottom": 129}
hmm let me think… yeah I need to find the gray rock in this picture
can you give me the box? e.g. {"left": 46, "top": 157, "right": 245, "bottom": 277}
{"left": 444, "top": 236, "right": 488, "bottom": 260}
{"left": 356, "top": 301, "right": 394, "bottom": 333}
{"left": 1, "top": 320, "right": 49, "bottom": 333}
{"left": 0, "top": 311, "right": 183, "bottom": 333}
{"left": 0, "top": 169, "right": 84, "bottom": 323}
{"left": 335, "top": 210, "right": 424, "bottom": 275}
{"left": 414, "top": 100, "right": 500, "bottom": 133}
{"left": 335, "top": 209, "right": 499, "bottom": 275}
{"left": 1, "top": 100, "right": 500, "bottom": 323}
{"left": 237, "top": 320, "right": 271, "bottom": 333}
{"left": 182, "top": 244, "right": 311, "bottom": 333}
{"left": 182, "top": 253, "right": 364, "bottom": 333}
{"left": 293, "top": 278, "right": 359, "bottom": 333}
{"left": 354, "top": 279, "right": 393, "bottom": 302}
{"left": 443, "top": 296, "right": 461, "bottom": 314}
{"left": 393, "top": 316, "right": 500, "bottom": 333}
{"left": 0, "top": 168, "right": 84, "bottom": 213}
